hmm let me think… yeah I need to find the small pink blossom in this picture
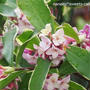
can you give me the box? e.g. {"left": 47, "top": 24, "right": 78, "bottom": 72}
{"left": 24, "top": 49, "right": 33, "bottom": 55}
{"left": 44, "top": 73, "right": 59, "bottom": 90}
{"left": 80, "top": 24, "right": 90, "bottom": 38}
{"left": 5, "top": 81, "right": 18, "bottom": 90}
{"left": 39, "top": 34, "right": 52, "bottom": 51}
{"left": 34, "top": 44, "right": 45, "bottom": 59}
{"left": 73, "top": 27, "right": 78, "bottom": 34}
{"left": 64, "top": 36, "right": 76, "bottom": 48}
{"left": 0, "top": 66, "right": 4, "bottom": 77}
{"left": 52, "top": 56, "right": 65, "bottom": 66}
{"left": 46, "top": 45, "right": 65, "bottom": 59}
{"left": 18, "top": 16, "right": 34, "bottom": 34}
{"left": 58, "top": 75, "right": 70, "bottom": 90}
{"left": 34, "top": 35, "right": 52, "bottom": 59}
{"left": 23, "top": 49, "right": 38, "bottom": 65}
{"left": 23, "top": 53, "right": 37, "bottom": 65}
{"left": 14, "top": 8, "right": 34, "bottom": 34}
{"left": 52, "top": 29, "right": 65, "bottom": 46}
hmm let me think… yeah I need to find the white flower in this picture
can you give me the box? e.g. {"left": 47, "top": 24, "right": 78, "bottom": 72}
{"left": 18, "top": 15, "right": 34, "bottom": 34}
{"left": 45, "top": 73, "right": 59, "bottom": 90}
{"left": 58, "top": 75, "right": 70, "bottom": 90}
{"left": 39, "top": 34, "right": 52, "bottom": 51}
{"left": 79, "top": 34, "right": 86, "bottom": 42}
{"left": 34, "top": 44, "right": 45, "bottom": 59}
{"left": 86, "top": 46, "right": 90, "bottom": 51}
{"left": 41, "top": 24, "right": 52, "bottom": 36}
{"left": 52, "top": 56, "right": 65, "bottom": 66}
{"left": 34, "top": 35, "right": 52, "bottom": 59}
{"left": 14, "top": 8, "right": 21, "bottom": 18}
{"left": 52, "top": 29, "right": 65, "bottom": 46}
{"left": 46, "top": 45, "right": 65, "bottom": 59}
{"left": 15, "top": 8, "right": 34, "bottom": 34}
{"left": 23, "top": 52, "right": 37, "bottom": 65}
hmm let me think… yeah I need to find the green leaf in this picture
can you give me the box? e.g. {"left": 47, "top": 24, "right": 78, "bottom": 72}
{"left": 26, "top": 35, "right": 40, "bottom": 50}
{"left": 18, "top": 0, "right": 54, "bottom": 32}
{"left": 5, "top": 0, "right": 17, "bottom": 8}
{"left": 69, "top": 81, "right": 86, "bottom": 90}
{"left": 0, "top": 71, "right": 25, "bottom": 89}
{"left": 63, "top": 23, "right": 80, "bottom": 43}
{"left": 67, "top": 46, "right": 90, "bottom": 80}
{"left": 29, "top": 58, "right": 51, "bottom": 90}
{"left": 49, "top": 68, "right": 59, "bottom": 74}
{"left": 16, "top": 29, "right": 34, "bottom": 45}
{"left": 19, "top": 72, "right": 32, "bottom": 90}
{"left": 71, "top": 74, "right": 89, "bottom": 88}
{"left": 16, "top": 42, "right": 28, "bottom": 66}
{"left": 2, "top": 28, "right": 18, "bottom": 66}
{"left": 20, "top": 58, "right": 34, "bottom": 68}
{"left": 0, "top": 59, "right": 8, "bottom": 66}
{"left": 59, "top": 60, "right": 77, "bottom": 76}
{"left": 0, "top": 0, "right": 16, "bottom": 4}
{"left": 16, "top": 30, "right": 34, "bottom": 66}
{"left": 0, "top": 4, "right": 16, "bottom": 17}
{"left": 0, "top": 0, "right": 6, "bottom": 4}
{"left": 0, "top": 15, "right": 5, "bottom": 32}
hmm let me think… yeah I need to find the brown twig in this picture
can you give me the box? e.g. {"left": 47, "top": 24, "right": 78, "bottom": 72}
{"left": 15, "top": 67, "right": 34, "bottom": 71}
{"left": 15, "top": 64, "right": 60, "bottom": 71}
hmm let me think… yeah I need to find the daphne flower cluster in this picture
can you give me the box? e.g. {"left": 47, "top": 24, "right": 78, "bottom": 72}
{"left": 4, "top": 8, "right": 34, "bottom": 34}
{"left": 78, "top": 24, "right": 90, "bottom": 51}
{"left": 43, "top": 73, "right": 70, "bottom": 90}
{"left": 23, "top": 24, "right": 67, "bottom": 66}
{"left": 0, "top": 66, "right": 19, "bottom": 90}
{"left": 14, "top": 8, "right": 34, "bottom": 34}
{"left": 66, "top": 24, "right": 90, "bottom": 51}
